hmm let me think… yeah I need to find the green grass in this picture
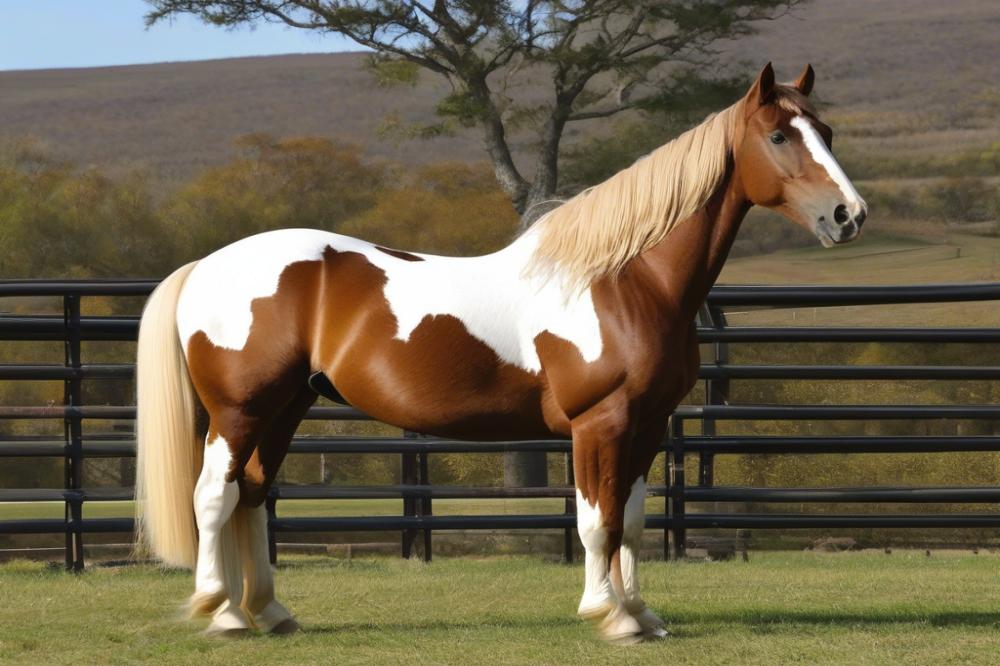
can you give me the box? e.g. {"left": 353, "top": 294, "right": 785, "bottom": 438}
{"left": 2, "top": 552, "right": 1000, "bottom": 664}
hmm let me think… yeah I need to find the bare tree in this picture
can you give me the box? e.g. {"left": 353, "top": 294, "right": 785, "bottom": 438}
{"left": 146, "top": 1, "right": 800, "bottom": 226}
{"left": 146, "top": 1, "right": 799, "bottom": 487}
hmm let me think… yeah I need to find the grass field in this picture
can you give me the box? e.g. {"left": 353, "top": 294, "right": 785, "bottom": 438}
{"left": 2, "top": 552, "right": 1000, "bottom": 664}
{"left": 722, "top": 232, "right": 1000, "bottom": 289}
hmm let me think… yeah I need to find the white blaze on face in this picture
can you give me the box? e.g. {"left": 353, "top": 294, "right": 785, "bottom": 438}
{"left": 789, "top": 115, "right": 865, "bottom": 213}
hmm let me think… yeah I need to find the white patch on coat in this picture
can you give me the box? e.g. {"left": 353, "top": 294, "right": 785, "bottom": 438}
{"left": 193, "top": 435, "right": 240, "bottom": 600}
{"left": 176, "top": 227, "right": 602, "bottom": 373}
{"left": 790, "top": 116, "right": 865, "bottom": 213}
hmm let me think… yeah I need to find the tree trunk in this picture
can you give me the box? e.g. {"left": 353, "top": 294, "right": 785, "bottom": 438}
{"left": 504, "top": 451, "right": 549, "bottom": 487}
{"left": 516, "top": 102, "right": 569, "bottom": 231}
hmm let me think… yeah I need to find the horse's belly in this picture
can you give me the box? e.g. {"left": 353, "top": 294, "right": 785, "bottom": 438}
{"left": 325, "top": 316, "right": 553, "bottom": 440}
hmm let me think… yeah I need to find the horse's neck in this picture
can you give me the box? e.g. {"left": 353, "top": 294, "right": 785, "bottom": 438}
{"left": 631, "top": 163, "right": 750, "bottom": 320}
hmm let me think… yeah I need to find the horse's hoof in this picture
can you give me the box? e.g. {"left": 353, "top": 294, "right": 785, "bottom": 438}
{"left": 269, "top": 618, "right": 300, "bottom": 635}
{"left": 203, "top": 626, "right": 251, "bottom": 639}
{"left": 204, "top": 602, "right": 252, "bottom": 637}
{"left": 577, "top": 599, "right": 616, "bottom": 621}
{"left": 643, "top": 625, "right": 669, "bottom": 640}
{"left": 605, "top": 630, "right": 645, "bottom": 646}
{"left": 254, "top": 599, "right": 298, "bottom": 635}
{"left": 631, "top": 606, "right": 669, "bottom": 640}
{"left": 597, "top": 606, "right": 643, "bottom": 645}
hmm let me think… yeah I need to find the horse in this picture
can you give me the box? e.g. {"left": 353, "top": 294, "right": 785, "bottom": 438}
{"left": 134, "top": 62, "right": 867, "bottom": 642}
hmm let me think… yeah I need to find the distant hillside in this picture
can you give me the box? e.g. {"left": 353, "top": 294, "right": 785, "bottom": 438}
{"left": 0, "top": 0, "right": 997, "bottom": 191}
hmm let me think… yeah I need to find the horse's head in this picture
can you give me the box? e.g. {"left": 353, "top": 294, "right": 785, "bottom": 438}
{"left": 736, "top": 63, "right": 867, "bottom": 247}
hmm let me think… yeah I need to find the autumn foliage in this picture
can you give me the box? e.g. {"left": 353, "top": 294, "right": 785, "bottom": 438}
{"left": 0, "top": 134, "right": 520, "bottom": 280}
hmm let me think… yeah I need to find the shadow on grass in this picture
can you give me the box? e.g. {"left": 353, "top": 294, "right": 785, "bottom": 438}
{"left": 298, "top": 609, "right": 1000, "bottom": 642}
{"left": 660, "top": 607, "right": 1000, "bottom": 634}
{"left": 303, "top": 616, "right": 580, "bottom": 636}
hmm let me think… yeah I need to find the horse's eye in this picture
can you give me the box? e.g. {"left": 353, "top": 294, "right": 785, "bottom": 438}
{"left": 770, "top": 132, "right": 786, "bottom": 145}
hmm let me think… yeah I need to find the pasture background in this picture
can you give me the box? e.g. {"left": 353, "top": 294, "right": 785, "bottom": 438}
{"left": 0, "top": 0, "right": 999, "bottom": 557}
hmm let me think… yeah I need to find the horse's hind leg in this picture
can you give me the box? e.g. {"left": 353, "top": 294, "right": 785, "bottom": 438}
{"left": 189, "top": 408, "right": 273, "bottom": 636}
{"left": 239, "top": 386, "right": 316, "bottom": 635}
{"left": 240, "top": 504, "right": 298, "bottom": 634}
{"left": 572, "top": 395, "right": 643, "bottom": 644}
{"left": 190, "top": 429, "right": 249, "bottom": 635}
{"left": 619, "top": 476, "right": 667, "bottom": 638}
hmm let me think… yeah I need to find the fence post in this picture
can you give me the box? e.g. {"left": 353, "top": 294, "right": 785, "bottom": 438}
{"left": 698, "top": 304, "right": 729, "bottom": 488}
{"left": 266, "top": 489, "right": 278, "bottom": 565}
{"left": 401, "top": 431, "right": 418, "bottom": 559}
{"left": 663, "top": 427, "right": 670, "bottom": 560}
{"left": 563, "top": 451, "right": 575, "bottom": 563}
{"left": 669, "top": 415, "right": 686, "bottom": 560}
{"left": 418, "top": 449, "right": 432, "bottom": 562}
{"left": 63, "top": 294, "right": 85, "bottom": 572}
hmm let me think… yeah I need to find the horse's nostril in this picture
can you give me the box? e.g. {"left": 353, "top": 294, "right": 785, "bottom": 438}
{"left": 834, "top": 204, "right": 850, "bottom": 225}
{"left": 854, "top": 208, "right": 867, "bottom": 227}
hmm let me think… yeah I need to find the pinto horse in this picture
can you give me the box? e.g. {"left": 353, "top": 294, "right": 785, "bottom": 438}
{"left": 134, "top": 63, "right": 866, "bottom": 641}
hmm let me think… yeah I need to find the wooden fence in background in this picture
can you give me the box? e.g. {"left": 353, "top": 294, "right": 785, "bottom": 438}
{"left": 4, "top": 280, "right": 1000, "bottom": 571}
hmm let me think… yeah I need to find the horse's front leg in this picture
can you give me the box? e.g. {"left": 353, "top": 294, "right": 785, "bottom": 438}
{"left": 619, "top": 474, "right": 667, "bottom": 638}
{"left": 617, "top": 421, "right": 669, "bottom": 639}
{"left": 572, "top": 393, "right": 644, "bottom": 644}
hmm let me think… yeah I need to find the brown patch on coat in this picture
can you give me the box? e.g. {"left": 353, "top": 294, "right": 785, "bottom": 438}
{"left": 308, "top": 249, "right": 551, "bottom": 440}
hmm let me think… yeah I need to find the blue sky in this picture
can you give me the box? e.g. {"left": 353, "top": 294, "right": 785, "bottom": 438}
{"left": 0, "top": 0, "right": 357, "bottom": 71}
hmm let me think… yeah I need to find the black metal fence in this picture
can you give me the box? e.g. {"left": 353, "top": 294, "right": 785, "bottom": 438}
{"left": 3, "top": 279, "right": 1000, "bottom": 571}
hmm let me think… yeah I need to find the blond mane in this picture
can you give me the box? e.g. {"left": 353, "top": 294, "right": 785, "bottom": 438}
{"left": 528, "top": 88, "right": 808, "bottom": 290}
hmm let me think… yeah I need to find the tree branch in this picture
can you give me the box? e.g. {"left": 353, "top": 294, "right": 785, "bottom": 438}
{"left": 145, "top": 0, "right": 810, "bottom": 221}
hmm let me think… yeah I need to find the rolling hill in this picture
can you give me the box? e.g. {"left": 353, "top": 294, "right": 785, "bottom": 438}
{"left": 1, "top": 0, "right": 997, "bottom": 192}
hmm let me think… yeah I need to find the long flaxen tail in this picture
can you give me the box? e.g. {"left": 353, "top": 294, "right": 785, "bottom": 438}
{"left": 133, "top": 261, "right": 202, "bottom": 569}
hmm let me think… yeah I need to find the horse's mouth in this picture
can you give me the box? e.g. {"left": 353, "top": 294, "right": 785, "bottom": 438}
{"left": 816, "top": 219, "right": 861, "bottom": 247}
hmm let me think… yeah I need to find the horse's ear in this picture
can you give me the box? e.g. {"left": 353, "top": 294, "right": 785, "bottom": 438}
{"left": 792, "top": 64, "right": 815, "bottom": 96}
{"left": 745, "top": 62, "right": 775, "bottom": 115}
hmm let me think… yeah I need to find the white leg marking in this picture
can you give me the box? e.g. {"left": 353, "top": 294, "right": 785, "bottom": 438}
{"left": 620, "top": 477, "right": 646, "bottom": 610}
{"left": 576, "top": 490, "right": 643, "bottom": 642}
{"left": 790, "top": 115, "right": 866, "bottom": 215}
{"left": 621, "top": 477, "right": 667, "bottom": 638}
{"left": 576, "top": 490, "right": 614, "bottom": 618}
{"left": 246, "top": 505, "right": 297, "bottom": 634}
{"left": 192, "top": 435, "right": 241, "bottom": 618}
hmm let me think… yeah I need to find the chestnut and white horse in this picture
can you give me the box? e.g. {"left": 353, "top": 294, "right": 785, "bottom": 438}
{"left": 134, "top": 63, "right": 866, "bottom": 641}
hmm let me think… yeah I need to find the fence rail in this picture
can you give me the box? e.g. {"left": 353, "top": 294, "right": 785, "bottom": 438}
{"left": 3, "top": 279, "right": 1000, "bottom": 570}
